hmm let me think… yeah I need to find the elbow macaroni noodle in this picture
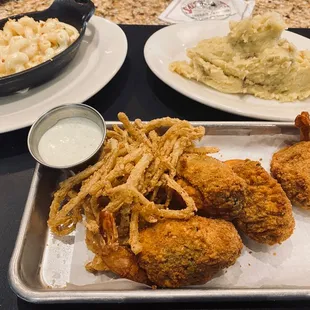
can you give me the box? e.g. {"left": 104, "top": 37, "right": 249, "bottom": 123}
{"left": 0, "top": 16, "right": 79, "bottom": 77}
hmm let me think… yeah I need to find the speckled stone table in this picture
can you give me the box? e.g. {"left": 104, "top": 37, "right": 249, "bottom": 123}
{"left": 1, "top": 23, "right": 310, "bottom": 310}
{"left": 0, "top": 0, "right": 309, "bottom": 27}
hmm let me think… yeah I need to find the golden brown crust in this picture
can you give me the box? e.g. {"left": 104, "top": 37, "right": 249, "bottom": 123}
{"left": 177, "top": 154, "right": 246, "bottom": 220}
{"left": 226, "top": 159, "right": 295, "bottom": 245}
{"left": 295, "top": 111, "right": 310, "bottom": 141}
{"left": 138, "top": 216, "right": 243, "bottom": 288}
{"left": 271, "top": 141, "right": 310, "bottom": 210}
{"left": 175, "top": 178, "right": 204, "bottom": 210}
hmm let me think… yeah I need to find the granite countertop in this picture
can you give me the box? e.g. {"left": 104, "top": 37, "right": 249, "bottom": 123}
{"left": 0, "top": 0, "right": 309, "bottom": 27}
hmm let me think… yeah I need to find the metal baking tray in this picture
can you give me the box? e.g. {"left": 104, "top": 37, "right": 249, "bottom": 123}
{"left": 8, "top": 121, "right": 310, "bottom": 303}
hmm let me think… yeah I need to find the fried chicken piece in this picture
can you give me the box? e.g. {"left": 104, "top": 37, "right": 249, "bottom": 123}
{"left": 176, "top": 154, "right": 246, "bottom": 220}
{"left": 138, "top": 216, "right": 243, "bottom": 288}
{"left": 175, "top": 178, "right": 204, "bottom": 210}
{"left": 295, "top": 111, "right": 310, "bottom": 141}
{"left": 271, "top": 141, "right": 310, "bottom": 210}
{"left": 86, "top": 211, "right": 150, "bottom": 285}
{"left": 269, "top": 111, "right": 310, "bottom": 210}
{"left": 226, "top": 159, "right": 295, "bottom": 245}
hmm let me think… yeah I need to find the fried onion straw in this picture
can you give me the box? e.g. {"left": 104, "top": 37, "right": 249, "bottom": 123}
{"left": 48, "top": 112, "right": 218, "bottom": 277}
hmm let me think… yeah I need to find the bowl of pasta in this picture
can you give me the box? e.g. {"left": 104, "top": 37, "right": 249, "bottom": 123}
{"left": 0, "top": 0, "right": 95, "bottom": 95}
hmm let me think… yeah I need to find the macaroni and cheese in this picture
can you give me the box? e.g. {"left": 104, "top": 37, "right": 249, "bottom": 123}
{"left": 0, "top": 16, "right": 79, "bottom": 77}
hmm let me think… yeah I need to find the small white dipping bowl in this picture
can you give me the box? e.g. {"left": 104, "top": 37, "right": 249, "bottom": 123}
{"left": 28, "top": 104, "right": 106, "bottom": 171}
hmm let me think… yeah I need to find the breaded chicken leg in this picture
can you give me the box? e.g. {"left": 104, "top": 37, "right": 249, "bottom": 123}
{"left": 177, "top": 154, "right": 246, "bottom": 220}
{"left": 271, "top": 112, "right": 310, "bottom": 210}
{"left": 138, "top": 216, "right": 243, "bottom": 288}
{"left": 271, "top": 141, "right": 310, "bottom": 210}
{"left": 226, "top": 159, "right": 295, "bottom": 245}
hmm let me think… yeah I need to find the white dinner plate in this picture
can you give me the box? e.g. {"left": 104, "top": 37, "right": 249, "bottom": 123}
{"left": 0, "top": 16, "right": 127, "bottom": 133}
{"left": 144, "top": 21, "right": 310, "bottom": 121}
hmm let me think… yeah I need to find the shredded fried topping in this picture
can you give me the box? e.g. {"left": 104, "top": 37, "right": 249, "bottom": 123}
{"left": 47, "top": 112, "right": 218, "bottom": 272}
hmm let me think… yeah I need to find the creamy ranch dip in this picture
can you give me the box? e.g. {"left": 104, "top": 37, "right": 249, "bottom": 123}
{"left": 38, "top": 117, "right": 102, "bottom": 167}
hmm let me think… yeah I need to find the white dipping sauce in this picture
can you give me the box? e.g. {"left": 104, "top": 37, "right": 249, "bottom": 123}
{"left": 38, "top": 117, "right": 102, "bottom": 167}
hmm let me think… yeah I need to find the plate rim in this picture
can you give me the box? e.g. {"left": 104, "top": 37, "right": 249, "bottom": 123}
{"left": 144, "top": 21, "right": 310, "bottom": 122}
{"left": 0, "top": 16, "right": 128, "bottom": 134}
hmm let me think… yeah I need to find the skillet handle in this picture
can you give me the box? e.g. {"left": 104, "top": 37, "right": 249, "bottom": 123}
{"left": 49, "top": 0, "right": 95, "bottom": 23}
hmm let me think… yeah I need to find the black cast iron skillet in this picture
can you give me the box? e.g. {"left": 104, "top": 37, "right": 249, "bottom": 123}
{"left": 0, "top": 0, "right": 95, "bottom": 95}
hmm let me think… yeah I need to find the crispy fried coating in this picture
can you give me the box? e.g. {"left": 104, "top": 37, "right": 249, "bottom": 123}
{"left": 271, "top": 141, "right": 310, "bottom": 210}
{"left": 226, "top": 159, "right": 295, "bottom": 245}
{"left": 138, "top": 216, "right": 243, "bottom": 288}
{"left": 175, "top": 178, "right": 204, "bottom": 210}
{"left": 295, "top": 111, "right": 310, "bottom": 141}
{"left": 176, "top": 154, "right": 246, "bottom": 220}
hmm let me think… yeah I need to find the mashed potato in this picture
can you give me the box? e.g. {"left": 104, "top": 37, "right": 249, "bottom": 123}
{"left": 170, "top": 13, "right": 310, "bottom": 102}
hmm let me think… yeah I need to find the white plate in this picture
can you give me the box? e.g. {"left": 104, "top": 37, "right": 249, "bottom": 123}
{"left": 0, "top": 16, "right": 127, "bottom": 133}
{"left": 144, "top": 21, "right": 310, "bottom": 121}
